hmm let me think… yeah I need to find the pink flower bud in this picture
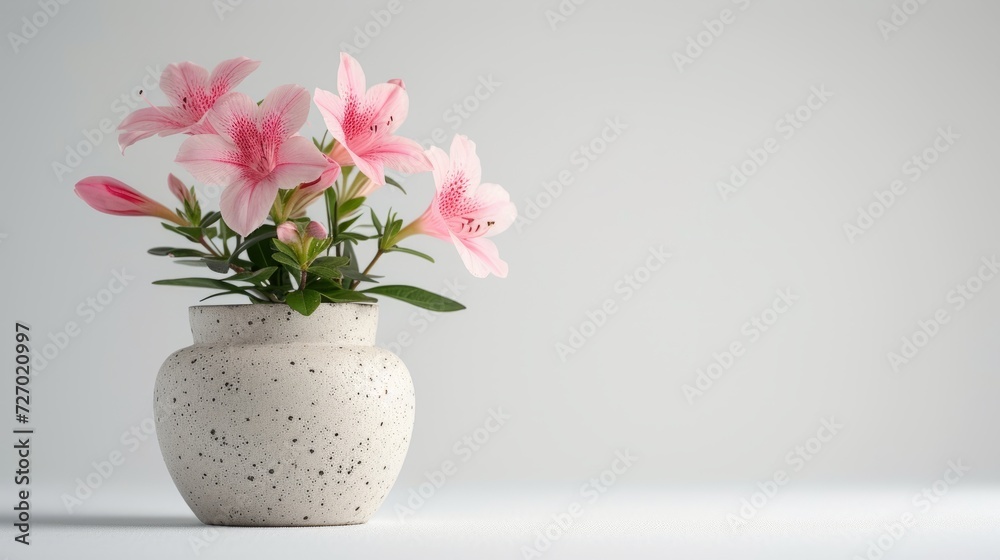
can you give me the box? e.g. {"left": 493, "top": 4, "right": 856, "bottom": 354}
{"left": 75, "top": 176, "right": 186, "bottom": 225}
{"left": 167, "top": 174, "right": 192, "bottom": 203}
{"left": 306, "top": 221, "right": 328, "bottom": 240}
{"left": 276, "top": 221, "right": 300, "bottom": 245}
{"left": 387, "top": 78, "right": 405, "bottom": 90}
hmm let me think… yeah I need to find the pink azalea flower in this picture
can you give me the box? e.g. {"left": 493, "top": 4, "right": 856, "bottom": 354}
{"left": 175, "top": 84, "right": 329, "bottom": 237}
{"left": 74, "top": 176, "right": 187, "bottom": 225}
{"left": 400, "top": 135, "right": 517, "bottom": 278}
{"left": 118, "top": 57, "right": 260, "bottom": 152}
{"left": 313, "top": 53, "right": 430, "bottom": 186}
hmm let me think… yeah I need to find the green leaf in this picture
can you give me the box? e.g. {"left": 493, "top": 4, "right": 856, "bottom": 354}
{"left": 162, "top": 223, "right": 202, "bottom": 242}
{"left": 231, "top": 226, "right": 277, "bottom": 261}
{"left": 308, "top": 256, "right": 350, "bottom": 280}
{"left": 338, "top": 214, "right": 362, "bottom": 233}
{"left": 336, "top": 231, "right": 371, "bottom": 243}
{"left": 343, "top": 243, "right": 360, "bottom": 273}
{"left": 338, "top": 196, "right": 365, "bottom": 217}
{"left": 270, "top": 251, "right": 301, "bottom": 271}
{"left": 204, "top": 258, "right": 231, "bottom": 274}
{"left": 201, "top": 211, "right": 222, "bottom": 228}
{"left": 306, "top": 237, "right": 333, "bottom": 261}
{"left": 272, "top": 239, "right": 300, "bottom": 261}
{"left": 384, "top": 175, "right": 406, "bottom": 194}
{"left": 316, "top": 288, "right": 377, "bottom": 304}
{"left": 225, "top": 267, "right": 278, "bottom": 285}
{"left": 369, "top": 208, "right": 383, "bottom": 236}
{"left": 148, "top": 247, "right": 208, "bottom": 258}
{"left": 340, "top": 268, "right": 381, "bottom": 284}
{"left": 153, "top": 277, "right": 247, "bottom": 292}
{"left": 199, "top": 291, "right": 245, "bottom": 303}
{"left": 285, "top": 289, "right": 322, "bottom": 316}
{"left": 361, "top": 285, "right": 466, "bottom": 312}
{"left": 313, "top": 256, "right": 351, "bottom": 268}
{"left": 388, "top": 246, "right": 435, "bottom": 263}
{"left": 174, "top": 259, "right": 211, "bottom": 268}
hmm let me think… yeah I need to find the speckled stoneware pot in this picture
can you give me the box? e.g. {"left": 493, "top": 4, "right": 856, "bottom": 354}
{"left": 153, "top": 303, "right": 414, "bottom": 527}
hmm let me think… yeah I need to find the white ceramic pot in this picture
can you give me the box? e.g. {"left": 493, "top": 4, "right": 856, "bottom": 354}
{"left": 153, "top": 303, "right": 414, "bottom": 526}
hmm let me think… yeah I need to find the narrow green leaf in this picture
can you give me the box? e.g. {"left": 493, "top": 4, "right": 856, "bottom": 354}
{"left": 162, "top": 223, "right": 201, "bottom": 242}
{"left": 361, "top": 285, "right": 466, "bottom": 312}
{"left": 338, "top": 197, "right": 365, "bottom": 217}
{"left": 272, "top": 239, "right": 300, "bottom": 261}
{"left": 384, "top": 175, "right": 406, "bottom": 194}
{"left": 389, "top": 246, "right": 434, "bottom": 263}
{"left": 337, "top": 231, "right": 371, "bottom": 242}
{"left": 231, "top": 226, "right": 277, "bottom": 261}
{"left": 338, "top": 214, "right": 362, "bottom": 232}
{"left": 313, "top": 256, "right": 350, "bottom": 268}
{"left": 309, "top": 255, "right": 349, "bottom": 281}
{"left": 148, "top": 247, "right": 208, "bottom": 258}
{"left": 225, "top": 267, "right": 278, "bottom": 285}
{"left": 343, "top": 243, "right": 360, "bottom": 272}
{"left": 340, "top": 268, "right": 381, "bottom": 284}
{"left": 174, "top": 259, "right": 211, "bottom": 268}
{"left": 153, "top": 277, "right": 247, "bottom": 292}
{"left": 270, "top": 251, "right": 301, "bottom": 270}
{"left": 204, "top": 258, "right": 231, "bottom": 274}
{"left": 370, "top": 208, "right": 383, "bottom": 236}
{"left": 317, "top": 288, "right": 377, "bottom": 304}
{"left": 201, "top": 211, "right": 222, "bottom": 228}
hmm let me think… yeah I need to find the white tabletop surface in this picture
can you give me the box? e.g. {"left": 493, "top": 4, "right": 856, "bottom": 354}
{"left": 15, "top": 485, "right": 1000, "bottom": 559}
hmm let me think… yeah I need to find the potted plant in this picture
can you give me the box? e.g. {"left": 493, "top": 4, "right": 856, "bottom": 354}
{"left": 74, "top": 53, "right": 516, "bottom": 526}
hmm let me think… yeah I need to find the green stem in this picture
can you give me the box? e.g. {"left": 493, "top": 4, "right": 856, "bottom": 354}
{"left": 350, "top": 248, "right": 384, "bottom": 290}
{"left": 198, "top": 235, "right": 278, "bottom": 303}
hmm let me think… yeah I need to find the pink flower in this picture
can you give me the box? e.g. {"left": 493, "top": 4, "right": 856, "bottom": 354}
{"left": 305, "top": 221, "right": 328, "bottom": 240}
{"left": 175, "top": 84, "right": 329, "bottom": 237}
{"left": 74, "top": 176, "right": 187, "bottom": 225}
{"left": 118, "top": 57, "right": 260, "bottom": 152}
{"left": 300, "top": 155, "right": 342, "bottom": 196}
{"left": 276, "top": 221, "right": 300, "bottom": 245}
{"left": 167, "top": 173, "right": 192, "bottom": 203}
{"left": 313, "top": 53, "right": 430, "bottom": 186}
{"left": 400, "top": 135, "right": 516, "bottom": 278}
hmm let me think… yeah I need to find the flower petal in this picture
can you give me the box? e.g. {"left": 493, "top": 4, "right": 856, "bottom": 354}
{"left": 269, "top": 135, "right": 330, "bottom": 190}
{"left": 366, "top": 82, "right": 409, "bottom": 135}
{"left": 208, "top": 57, "right": 260, "bottom": 95}
{"left": 467, "top": 183, "right": 518, "bottom": 236}
{"left": 117, "top": 106, "right": 191, "bottom": 152}
{"left": 314, "top": 87, "right": 347, "bottom": 145}
{"left": 425, "top": 146, "right": 451, "bottom": 192}
{"left": 448, "top": 233, "right": 508, "bottom": 278}
{"left": 355, "top": 135, "right": 431, "bottom": 184}
{"left": 205, "top": 92, "right": 260, "bottom": 146}
{"left": 448, "top": 134, "right": 482, "bottom": 190}
{"left": 260, "top": 84, "right": 312, "bottom": 141}
{"left": 337, "top": 52, "right": 367, "bottom": 101}
{"left": 160, "top": 61, "right": 210, "bottom": 109}
{"left": 175, "top": 134, "right": 246, "bottom": 186}
{"left": 220, "top": 175, "right": 280, "bottom": 237}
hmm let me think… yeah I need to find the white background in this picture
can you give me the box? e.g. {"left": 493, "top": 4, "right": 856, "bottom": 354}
{"left": 1, "top": 0, "right": 998, "bottom": 558}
